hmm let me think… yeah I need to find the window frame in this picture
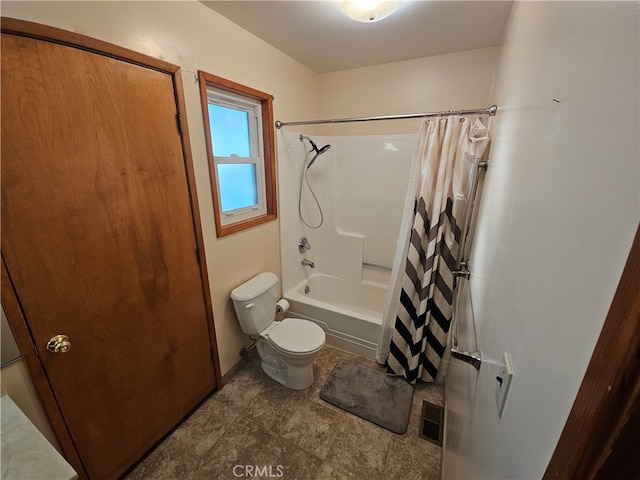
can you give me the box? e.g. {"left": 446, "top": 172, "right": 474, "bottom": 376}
{"left": 198, "top": 71, "right": 277, "bottom": 237}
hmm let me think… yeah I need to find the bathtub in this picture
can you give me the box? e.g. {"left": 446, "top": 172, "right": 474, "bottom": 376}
{"left": 284, "top": 273, "right": 386, "bottom": 359}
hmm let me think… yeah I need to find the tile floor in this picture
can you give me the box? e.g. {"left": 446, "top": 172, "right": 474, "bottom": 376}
{"left": 124, "top": 345, "right": 443, "bottom": 480}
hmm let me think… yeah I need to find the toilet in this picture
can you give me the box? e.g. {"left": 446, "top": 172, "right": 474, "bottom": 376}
{"left": 231, "top": 272, "right": 326, "bottom": 390}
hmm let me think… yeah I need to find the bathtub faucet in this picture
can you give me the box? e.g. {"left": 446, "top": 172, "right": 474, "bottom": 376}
{"left": 301, "top": 258, "right": 315, "bottom": 268}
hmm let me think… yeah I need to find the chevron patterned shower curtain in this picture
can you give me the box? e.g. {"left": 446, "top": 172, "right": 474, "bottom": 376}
{"left": 385, "top": 116, "right": 489, "bottom": 383}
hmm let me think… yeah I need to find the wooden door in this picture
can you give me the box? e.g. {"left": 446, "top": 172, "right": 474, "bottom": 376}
{"left": 1, "top": 24, "right": 219, "bottom": 480}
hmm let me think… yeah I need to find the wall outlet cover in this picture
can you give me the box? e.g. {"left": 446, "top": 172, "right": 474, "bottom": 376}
{"left": 495, "top": 352, "right": 513, "bottom": 418}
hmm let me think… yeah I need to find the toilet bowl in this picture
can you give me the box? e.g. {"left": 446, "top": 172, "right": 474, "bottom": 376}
{"left": 231, "top": 273, "right": 326, "bottom": 390}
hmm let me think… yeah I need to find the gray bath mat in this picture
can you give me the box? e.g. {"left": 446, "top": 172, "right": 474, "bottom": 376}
{"left": 319, "top": 359, "right": 414, "bottom": 434}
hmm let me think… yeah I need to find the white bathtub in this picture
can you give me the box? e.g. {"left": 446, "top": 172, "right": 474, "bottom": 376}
{"left": 284, "top": 273, "right": 386, "bottom": 359}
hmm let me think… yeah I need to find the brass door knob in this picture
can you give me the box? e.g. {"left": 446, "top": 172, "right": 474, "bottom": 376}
{"left": 46, "top": 335, "right": 71, "bottom": 353}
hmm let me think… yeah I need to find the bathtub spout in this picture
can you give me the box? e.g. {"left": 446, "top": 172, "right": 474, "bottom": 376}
{"left": 301, "top": 258, "right": 315, "bottom": 268}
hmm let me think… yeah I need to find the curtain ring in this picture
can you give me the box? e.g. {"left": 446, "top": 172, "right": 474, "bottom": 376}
{"left": 459, "top": 117, "right": 466, "bottom": 122}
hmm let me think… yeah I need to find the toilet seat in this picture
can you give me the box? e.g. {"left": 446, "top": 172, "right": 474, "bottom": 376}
{"left": 263, "top": 318, "right": 325, "bottom": 356}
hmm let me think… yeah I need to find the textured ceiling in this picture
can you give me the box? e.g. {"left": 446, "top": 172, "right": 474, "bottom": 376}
{"left": 202, "top": 1, "right": 513, "bottom": 73}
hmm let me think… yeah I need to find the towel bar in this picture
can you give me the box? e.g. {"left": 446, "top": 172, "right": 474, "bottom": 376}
{"left": 450, "top": 157, "right": 487, "bottom": 372}
{"left": 451, "top": 278, "right": 482, "bottom": 371}
{"left": 451, "top": 346, "right": 482, "bottom": 371}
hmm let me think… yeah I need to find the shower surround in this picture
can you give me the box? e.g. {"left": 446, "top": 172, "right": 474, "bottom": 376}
{"left": 277, "top": 130, "right": 416, "bottom": 358}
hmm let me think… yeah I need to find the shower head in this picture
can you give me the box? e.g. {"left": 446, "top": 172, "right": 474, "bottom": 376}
{"left": 307, "top": 144, "right": 330, "bottom": 168}
{"left": 316, "top": 144, "right": 331, "bottom": 155}
{"left": 300, "top": 135, "right": 331, "bottom": 168}
{"left": 300, "top": 135, "right": 330, "bottom": 155}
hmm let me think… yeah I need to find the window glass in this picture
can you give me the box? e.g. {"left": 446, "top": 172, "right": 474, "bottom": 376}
{"left": 208, "top": 104, "right": 251, "bottom": 157}
{"left": 217, "top": 163, "right": 258, "bottom": 212}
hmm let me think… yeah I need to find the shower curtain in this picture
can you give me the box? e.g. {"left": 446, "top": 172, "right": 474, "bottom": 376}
{"left": 377, "top": 116, "right": 490, "bottom": 382}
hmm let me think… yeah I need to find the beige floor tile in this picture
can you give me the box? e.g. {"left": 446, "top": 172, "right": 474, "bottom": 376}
{"left": 398, "top": 426, "right": 443, "bottom": 460}
{"left": 314, "top": 345, "right": 357, "bottom": 375}
{"left": 414, "top": 381, "right": 445, "bottom": 406}
{"left": 124, "top": 344, "right": 442, "bottom": 480}
{"left": 170, "top": 396, "right": 239, "bottom": 457}
{"left": 324, "top": 415, "right": 393, "bottom": 480}
{"left": 125, "top": 437, "right": 201, "bottom": 480}
{"left": 214, "top": 356, "right": 269, "bottom": 411}
{"left": 249, "top": 435, "right": 323, "bottom": 480}
{"left": 280, "top": 399, "right": 340, "bottom": 459}
{"left": 383, "top": 438, "right": 441, "bottom": 480}
{"left": 422, "top": 453, "right": 441, "bottom": 479}
{"left": 305, "top": 366, "right": 331, "bottom": 404}
{"left": 198, "top": 417, "right": 275, "bottom": 480}
{"left": 314, "top": 462, "right": 360, "bottom": 480}
{"left": 243, "top": 379, "right": 306, "bottom": 434}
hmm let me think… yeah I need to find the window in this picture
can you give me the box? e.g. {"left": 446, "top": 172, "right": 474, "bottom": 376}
{"left": 198, "top": 71, "right": 277, "bottom": 237}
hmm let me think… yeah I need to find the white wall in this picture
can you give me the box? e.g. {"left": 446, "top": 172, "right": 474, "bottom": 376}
{"left": 334, "top": 134, "right": 417, "bottom": 275}
{"left": 445, "top": 2, "right": 639, "bottom": 478}
{"left": 317, "top": 46, "right": 501, "bottom": 135}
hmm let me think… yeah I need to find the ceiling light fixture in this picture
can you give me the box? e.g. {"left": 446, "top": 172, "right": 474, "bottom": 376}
{"left": 341, "top": 0, "right": 403, "bottom": 23}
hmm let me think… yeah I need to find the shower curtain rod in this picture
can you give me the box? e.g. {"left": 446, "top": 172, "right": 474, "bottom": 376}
{"left": 275, "top": 105, "right": 497, "bottom": 129}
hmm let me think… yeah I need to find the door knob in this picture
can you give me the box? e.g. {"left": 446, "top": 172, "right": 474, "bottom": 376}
{"left": 46, "top": 335, "right": 71, "bottom": 353}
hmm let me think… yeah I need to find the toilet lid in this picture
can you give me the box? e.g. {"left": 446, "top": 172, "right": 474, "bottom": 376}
{"left": 268, "top": 318, "right": 325, "bottom": 354}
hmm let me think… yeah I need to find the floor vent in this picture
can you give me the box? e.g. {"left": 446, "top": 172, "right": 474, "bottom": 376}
{"left": 419, "top": 400, "right": 444, "bottom": 446}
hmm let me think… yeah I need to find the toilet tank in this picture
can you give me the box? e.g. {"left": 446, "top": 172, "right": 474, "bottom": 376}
{"left": 230, "top": 272, "right": 278, "bottom": 335}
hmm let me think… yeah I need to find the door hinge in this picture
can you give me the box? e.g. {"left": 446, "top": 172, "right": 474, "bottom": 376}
{"left": 176, "top": 114, "right": 183, "bottom": 135}
{"left": 195, "top": 247, "right": 201, "bottom": 264}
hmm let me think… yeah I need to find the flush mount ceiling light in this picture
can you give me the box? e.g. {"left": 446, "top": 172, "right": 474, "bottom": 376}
{"left": 341, "top": 0, "right": 403, "bottom": 23}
